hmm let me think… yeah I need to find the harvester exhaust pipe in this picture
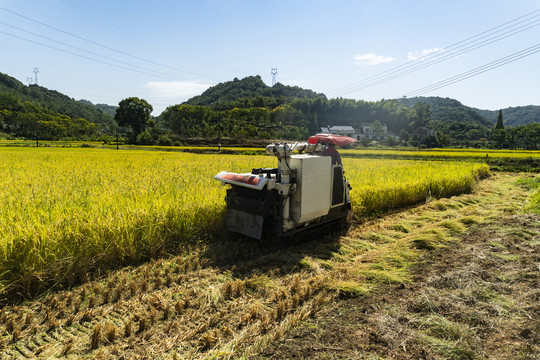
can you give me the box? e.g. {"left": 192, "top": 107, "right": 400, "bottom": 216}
{"left": 280, "top": 169, "right": 291, "bottom": 222}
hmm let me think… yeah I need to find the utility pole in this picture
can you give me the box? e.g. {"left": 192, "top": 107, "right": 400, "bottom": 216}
{"left": 218, "top": 113, "right": 222, "bottom": 152}
{"left": 213, "top": 102, "right": 223, "bottom": 152}
{"left": 115, "top": 125, "right": 119, "bottom": 150}
{"left": 271, "top": 68, "right": 278, "bottom": 86}
{"left": 33, "top": 68, "right": 39, "bottom": 85}
{"left": 35, "top": 123, "right": 39, "bottom": 147}
{"left": 217, "top": 108, "right": 222, "bottom": 152}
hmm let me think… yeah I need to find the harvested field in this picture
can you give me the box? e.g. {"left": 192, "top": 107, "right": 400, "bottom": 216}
{"left": 0, "top": 173, "right": 537, "bottom": 359}
{"left": 262, "top": 174, "right": 540, "bottom": 360}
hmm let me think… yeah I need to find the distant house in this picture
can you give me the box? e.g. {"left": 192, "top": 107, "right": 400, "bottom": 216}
{"left": 357, "top": 122, "right": 399, "bottom": 141}
{"left": 320, "top": 123, "right": 401, "bottom": 141}
{"left": 320, "top": 125, "right": 356, "bottom": 137}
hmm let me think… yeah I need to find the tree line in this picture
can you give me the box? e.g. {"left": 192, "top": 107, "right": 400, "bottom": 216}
{"left": 1, "top": 72, "right": 539, "bottom": 149}
{"left": 0, "top": 93, "right": 98, "bottom": 140}
{"left": 492, "top": 109, "right": 540, "bottom": 150}
{"left": 0, "top": 72, "right": 114, "bottom": 132}
{"left": 4, "top": 91, "right": 538, "bottom": 150}
{"left": 114, "top": 96, "right": 440, "bottom": 148}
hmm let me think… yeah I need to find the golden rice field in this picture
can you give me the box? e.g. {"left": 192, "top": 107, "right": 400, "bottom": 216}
{"left": 2, "top": 139, "right": 539, "bottom": 160}
{"left": 340, "top": 147, "right": 540, "bottom": 160}
{"left": 0, "top": 147, "right": 489, "bottom": 301}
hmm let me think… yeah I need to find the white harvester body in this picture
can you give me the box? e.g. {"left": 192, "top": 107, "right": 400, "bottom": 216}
{"left": 214, "top": 140, "right": 352, "bottom": 239}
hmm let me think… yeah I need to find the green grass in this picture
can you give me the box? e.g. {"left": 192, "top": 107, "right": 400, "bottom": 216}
{"left": 342, "top": 147, "right": 540, "bottom": 160}
{"left": 517, "top": 175, "right": 540, "bottom": 214}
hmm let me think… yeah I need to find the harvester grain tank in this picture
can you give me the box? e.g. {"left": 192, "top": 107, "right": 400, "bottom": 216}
{"left": 214, "top": 134, "right": 355, "bottom": 239}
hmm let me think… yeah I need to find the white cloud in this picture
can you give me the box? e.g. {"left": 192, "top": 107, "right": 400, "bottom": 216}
{"left": 354, "top": 53, "right": 395, "bottom": 66}
{"left": 145, "top": 80, "right": 213, "bottom": 101}
{"left": 407, "top": 48, "right": 444, "bottom": 61}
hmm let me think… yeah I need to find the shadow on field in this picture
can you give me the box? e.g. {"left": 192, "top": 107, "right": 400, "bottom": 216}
{"left": 200, "top": 222, "right": 346, "bottom": 278}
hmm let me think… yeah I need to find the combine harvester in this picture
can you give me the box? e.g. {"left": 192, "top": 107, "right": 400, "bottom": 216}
{"left": 214, "top": 134, "right": 355, "bottom": 239}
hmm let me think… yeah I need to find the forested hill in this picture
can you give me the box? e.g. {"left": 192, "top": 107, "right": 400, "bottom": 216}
{"left": 400, "top": 96, "right": 540, "bottom": 127}
{"left": 475, "top": 106, "right": 540, "bottom": 127}
{"left": 186, "top": 78, "right": 540, "bottom": 130}
{"left": 184, "top": 75, "right": 326, "bottom": 107}
{"left": 0, "top": 72, "right": 114, "bottom": 130}
{"left": 2, "top": 69, "right": 539, "bottom": 146}
{"left": 78, "top": 99, "right": 118, "bottom": 117}
{"left": 399, "top": 97, "right": 493, "bottom": 127}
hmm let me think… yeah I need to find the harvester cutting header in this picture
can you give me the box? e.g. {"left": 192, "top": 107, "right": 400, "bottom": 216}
{"left": 214, "top": 134, "right": 355, "bottom": 239}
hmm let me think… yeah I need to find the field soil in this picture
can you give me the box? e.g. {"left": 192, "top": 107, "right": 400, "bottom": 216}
{"left": 261, "top": 175, "right": 540, "bottom": 360}
{"left": 0, "top": 173, "right": 538, "bottom": 359}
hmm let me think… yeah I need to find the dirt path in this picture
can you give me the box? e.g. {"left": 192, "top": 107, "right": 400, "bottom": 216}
{"left": 0, "top": 173, "right": 538, "bottom": 359}
{"left": 261, "top": 175, "right": 540, "bottom": 360}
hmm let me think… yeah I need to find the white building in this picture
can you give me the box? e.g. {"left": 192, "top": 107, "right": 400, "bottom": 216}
{"left": 358, "top": 122, "right": 399, "bottom": 141}
{"left": 320, "top": 125, "right": 356, "bottom": 137}
{"left": 360, "top": 122, "right": 387, "bottom": 139}
{"left": 321, "top": 123, "right": 400, "bottom": 141}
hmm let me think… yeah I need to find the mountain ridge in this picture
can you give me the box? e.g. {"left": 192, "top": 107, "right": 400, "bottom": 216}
{"left": 185, "top": 77, "right": 539, "bottom": 128}
{"left": 2, "top": 71, "right": 539, "bottom": 133}
{"left": 0, "top": 72, "right": 114, "bottom": 131}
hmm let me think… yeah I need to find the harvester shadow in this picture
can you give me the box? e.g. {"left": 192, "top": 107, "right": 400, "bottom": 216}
{"left": 200, "top": 223, "right": 346, "bottom": 279}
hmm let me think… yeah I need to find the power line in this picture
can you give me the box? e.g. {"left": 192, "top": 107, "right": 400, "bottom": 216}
{"left": 338, "top": 18, "right": 540, "bottom": 96}
{"left": 328, "top": 8, "right": 540, "bottom": 97}
{"left": 403, "top": 43, "right": 540, "bottom": 97}
{"left": 46, "top": 0, "right": 213, "bottom": 69}
{"left": 0, "top": 30, "right": 181, "bottom": 80}
{"left": 332, "top": 16, "right": 540, "bottom": 97}
{"left": 0, "top": 21, "right": 188, "bottom": 81}
{"left": 0, "top": 6, "right": 217, "bottom": 80}
{"left": 46, "top": 0, "right": 159, "bottom": 49}
{"left": 330, "top": 8, "right": 540, "bottom": 95}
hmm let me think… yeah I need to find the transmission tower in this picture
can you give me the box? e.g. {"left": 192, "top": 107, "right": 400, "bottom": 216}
{"left": 271, "top": 68, "right": 278, "bottom": 86}
{"left": 33, "top": 68, "right": 39, "bottom": 85}
{"left": 27, "top": 77, "right": 33, "bottom": 85}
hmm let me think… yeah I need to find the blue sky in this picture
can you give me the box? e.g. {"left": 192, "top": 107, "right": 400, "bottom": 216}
{"left": 1, "top": 0, "right": 539, "bottom": 115}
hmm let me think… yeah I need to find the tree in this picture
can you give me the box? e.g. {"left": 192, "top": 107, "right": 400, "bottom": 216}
{"left": 361, "top": 136, "right": 371, "bottom": 147}
{"left": 136, "top": 130, "right": 153, "bottom": 145}
{"left": 437, "top": 131, "right": 452, "bottom": 147}
{"left": 492, "top": 110, "right": 507, "bottom": 148}
{"left": 0, "top": 93, "right": 23, "bottom": 111}
{"left": 492, "top": 129, "right": 507, "bottom": 149}
{"left": 115, "top": 97, "right": 153, "bottom": 141}
{"left": 422, "top": 135, "right": 440, "bottom": 148}
{"left": 371, "top": 120, "right": 385, "bottom": 139}
{"left": 399, "top": 129, "right": 410, "bottom": 144}
{"left": 410, "top": 134, "right": 420, "bottom": 148}
{"left": 409, "top": 102, "right": 432, "bottom": 130}
{"left": 495, "top": 109, "right": 504, "bottom": 130}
